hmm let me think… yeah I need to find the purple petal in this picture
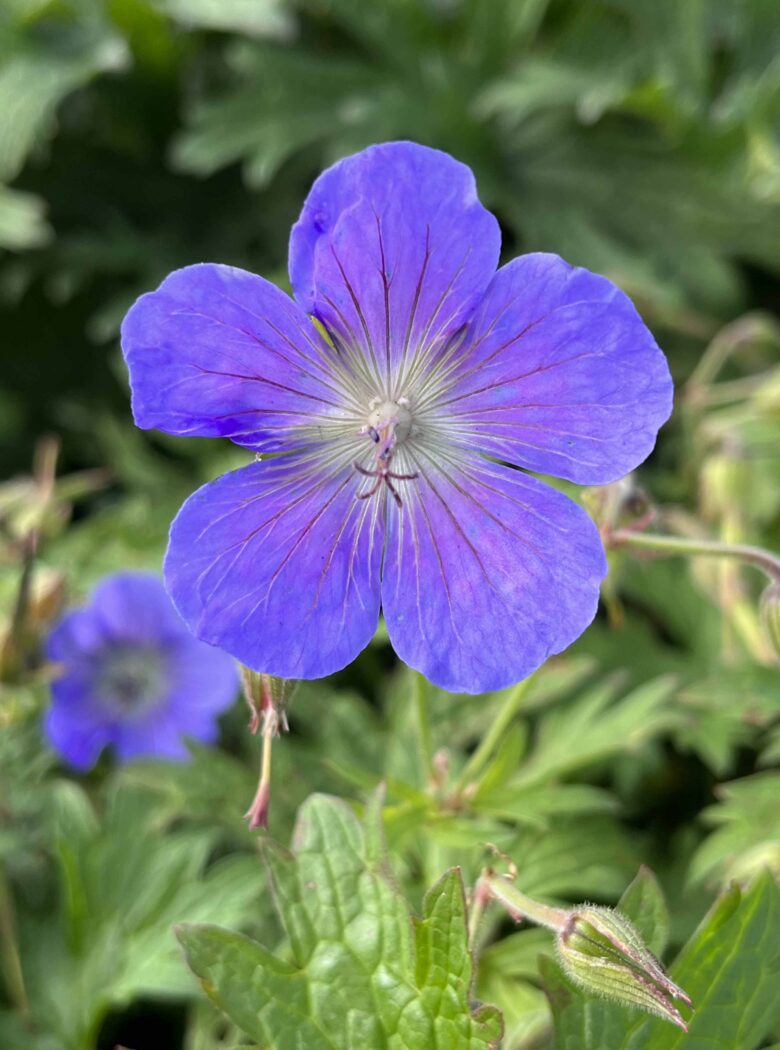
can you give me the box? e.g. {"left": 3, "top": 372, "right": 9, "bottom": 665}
{"left": 45, "top": 681, "right": 113, "bottom": 771}
{"left": 437, "top": 254, "right": 673, "bottom": 484}
{"left": 165, "top": 634, "right": 239, "bottom": 714}
{"left": 46, "top": 608, "right": 108, "bottom": 662}
{"left": 88, "top": 571, "right": 186, "bottom": 645}
{"left": 164, "top": 456, "right": 383, "bottom": 679}
{"left": 381, "top": 455, "right": 606, "bottom": 693}
{"left": 121, "top": 263, "right": 343, "bottom": 451}
{"left": 289, "top": 142, "right": 500, "bottom": 385}
{"left": 112, "top": 707, "right": 191, "bottom": 763}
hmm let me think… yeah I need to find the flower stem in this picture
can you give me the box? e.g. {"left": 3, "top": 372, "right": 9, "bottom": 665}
{"left": 0, "top": 865, "right": 29, "bottom": 1019}
{"left": 452, "top": 677, "right": 532, "bottom": 797}
{"left": 481, "top": 872, "right": 569, "bottom": 933}
{"left": 468, "top": 876, "right": 491, "bottom": 949}
{"left": 244, "top": 708, "right": 280, "bottom": 831}
{"left": 412, "top": 672, "right": 434, "bottom": 787}
{"left": 609, "top": 529, "right": 780, "bottom": 585}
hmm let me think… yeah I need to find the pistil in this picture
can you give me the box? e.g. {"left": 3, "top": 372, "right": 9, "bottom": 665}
{"left": 356, "top": 397, "right": 418, "bottom": 506}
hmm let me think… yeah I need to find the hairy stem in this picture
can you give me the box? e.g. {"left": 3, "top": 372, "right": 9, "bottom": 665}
{"left": 481, "top": 872, "right": 569, "bottom": 933}
{"left": 610, "top": 529, "right": 780, "bottom": 585}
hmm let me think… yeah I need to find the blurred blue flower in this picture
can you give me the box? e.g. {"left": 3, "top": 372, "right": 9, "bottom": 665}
{"left": 121, "top": 141, "right": 672, "bottom": 693}
{"left": 45, "top": 572, "right": 237, "bottom": 770}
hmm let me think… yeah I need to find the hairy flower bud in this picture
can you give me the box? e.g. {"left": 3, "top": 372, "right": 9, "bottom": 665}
{"left": 240, "top": 668, "right": 297, "bottom": 734}
{"left": 240, "top": 670, "right": 297, "bottom": 832}
{"left": 760, "top": 582, "right": 780, "bottom": 659}
{"left": 582, "top": 476, "right": 651, "bottom": 535}
{"left": 557, "top": 905, "right": 692, "bottom": 1031}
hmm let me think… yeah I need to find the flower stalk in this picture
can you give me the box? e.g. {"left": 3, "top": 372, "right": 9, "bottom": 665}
{"left": 477, "top": 870, "right": 692, "bottom": 1030}
{"left": 608, "top": 528, "right": 780, "bottom": 586}
{"left": 242, "top": 670, "right": 295, "bottom": 830}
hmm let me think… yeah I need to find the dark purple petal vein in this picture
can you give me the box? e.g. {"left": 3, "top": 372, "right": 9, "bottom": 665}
{"left": 428, "top": 254, "right": 673, "bottom": 485}
{"left": 381, "top": 453, "right": 607, "bottom": 693}
{"left": 164, "top": 456, "right": 384, "bottom": 679}
{"left": 121, "top": 263, "right": 351, "bottom": 452}
{"left": 289, "top": 141, "right": 500, "bottom": 393}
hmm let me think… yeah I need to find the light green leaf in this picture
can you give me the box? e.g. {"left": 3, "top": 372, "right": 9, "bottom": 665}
{"left": 511, "top": 676, "right": 680, "bottom": 789}
{"left": 689, "top": 771, "right": 780, "bottom": 887}
{"left": 177, "top": 926, "right": 337, "bottom": 1050}
{"left": 158, "top": 0, "right": 293, "bottom": 38}
{"left": 474, "top": 782, "right": 618, "bottom": 830}
{"left": 0, "top": 184, "right": 50, "bottom": 249}
{"left": 178, "top": 793, "right": 503, "bottom": 1049}
{"left": 617, "top": 866, "right": 670, "bottom": 958}
{"left": 626, "top": 872, "right": 780, "bottom": 1049}
{"left": 674, "top": 669, "right": 780, "bottom": 775}
{"left": 506, "top": 816, "right": 643, "bottom": 901}
{"left": 0, "top": 13, "right": 127, "bottom": 183}
{"left": 476, "top": 929, "right": 552, "bottom": 1049}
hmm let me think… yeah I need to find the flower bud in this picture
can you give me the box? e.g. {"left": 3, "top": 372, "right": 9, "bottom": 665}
{"left": 557, "top": 905, "right": 691, "bottom": 1030}
{"left": 582, "top": 476, "right": 651, "bottom": 534}
{"left": 240, "top": 671, "right": 297, "bottom": 832}
{"left": 760, "top": 582, "right": 780, "bottom": 659}
{"left": 240, "top": 668, "right": 296, "bottom": 734}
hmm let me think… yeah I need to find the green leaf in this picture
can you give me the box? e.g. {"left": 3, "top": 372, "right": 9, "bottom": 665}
{"left": 172, "top": 45, "right": 384, "bottom": 187}
{"left": 626, "top": 872, "right": 780, "bottom": 1049}
{"left": 509, "top": 676, "right": 680, "bottom": 789}
{"left": 506, "top": 816, "right": 644, "bottom": 901}
{"left": 158, "top": 0, "right": 293, "bottom": 38}
{"left": 475, "top": 929, "right": 552, "bottom": 1049}
{"left": 14, "top": 781, "right": 262, "bottom": 1048}
{"left": 617, "top": 866, "right": 670, "bottom": 958}
{"left": 0, "top": 184, "right": 50, "bottom": 249}
{"left": 177, "top": 926, "right": 337, "bottom": 1050}
{"left": 674, "top": 669, "right": 780, "bottom": 775}
{"left": 178, "top": 793, "right": 503, "bottom": 1049}
{"left": 405, "top": 870, "right": 504, "bottom": 1047}
{"left": 689, "top": 771, "right": 780, "bottom": 887}
{"left": 474, "top": 782, "right": 618, "bottom": 830}
{"left": 0, "top": 8, "right": 127, "bottom": 184}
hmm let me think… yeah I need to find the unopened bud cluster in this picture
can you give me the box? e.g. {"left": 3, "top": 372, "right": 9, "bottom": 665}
{"left": 240, "top": 668, "right": 297, "bottom": 831}
{"left": 558, "top": 905, "right": 692, "bottom": 1031}
{"left": 481, "top": 873, "right": 691, "bottom": 1030}
{"left": 240, "top": 667, "right": 297, "bottom": 735}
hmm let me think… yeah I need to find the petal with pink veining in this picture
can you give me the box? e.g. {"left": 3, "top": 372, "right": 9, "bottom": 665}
{"left": 382, "top": 453, "right": 606, "bottom": 693}
{"left": 165, "top": 455, "right": 384, "bottom": 679}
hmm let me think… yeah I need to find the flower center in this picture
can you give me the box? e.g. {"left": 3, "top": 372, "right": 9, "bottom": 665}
{"left": 367, "top": 398, "right": 412, "bottom": 455}
{"left": 356, "top": 397, "right": 419, "bottom": 507}
{"left": 98, "top": 645, "right": 165, "bottom": 712}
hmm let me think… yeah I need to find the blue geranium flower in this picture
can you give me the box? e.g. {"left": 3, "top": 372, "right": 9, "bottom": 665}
{"left": 45, "top": 572, "right": 237, "bottom": 770}
{"left": 121, "top": 142, "right": 672, "bottom": 693}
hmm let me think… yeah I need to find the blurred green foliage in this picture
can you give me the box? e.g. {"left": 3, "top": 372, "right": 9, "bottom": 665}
{"left": 2, "top": 0, "right": 780, "bottom": 1048}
